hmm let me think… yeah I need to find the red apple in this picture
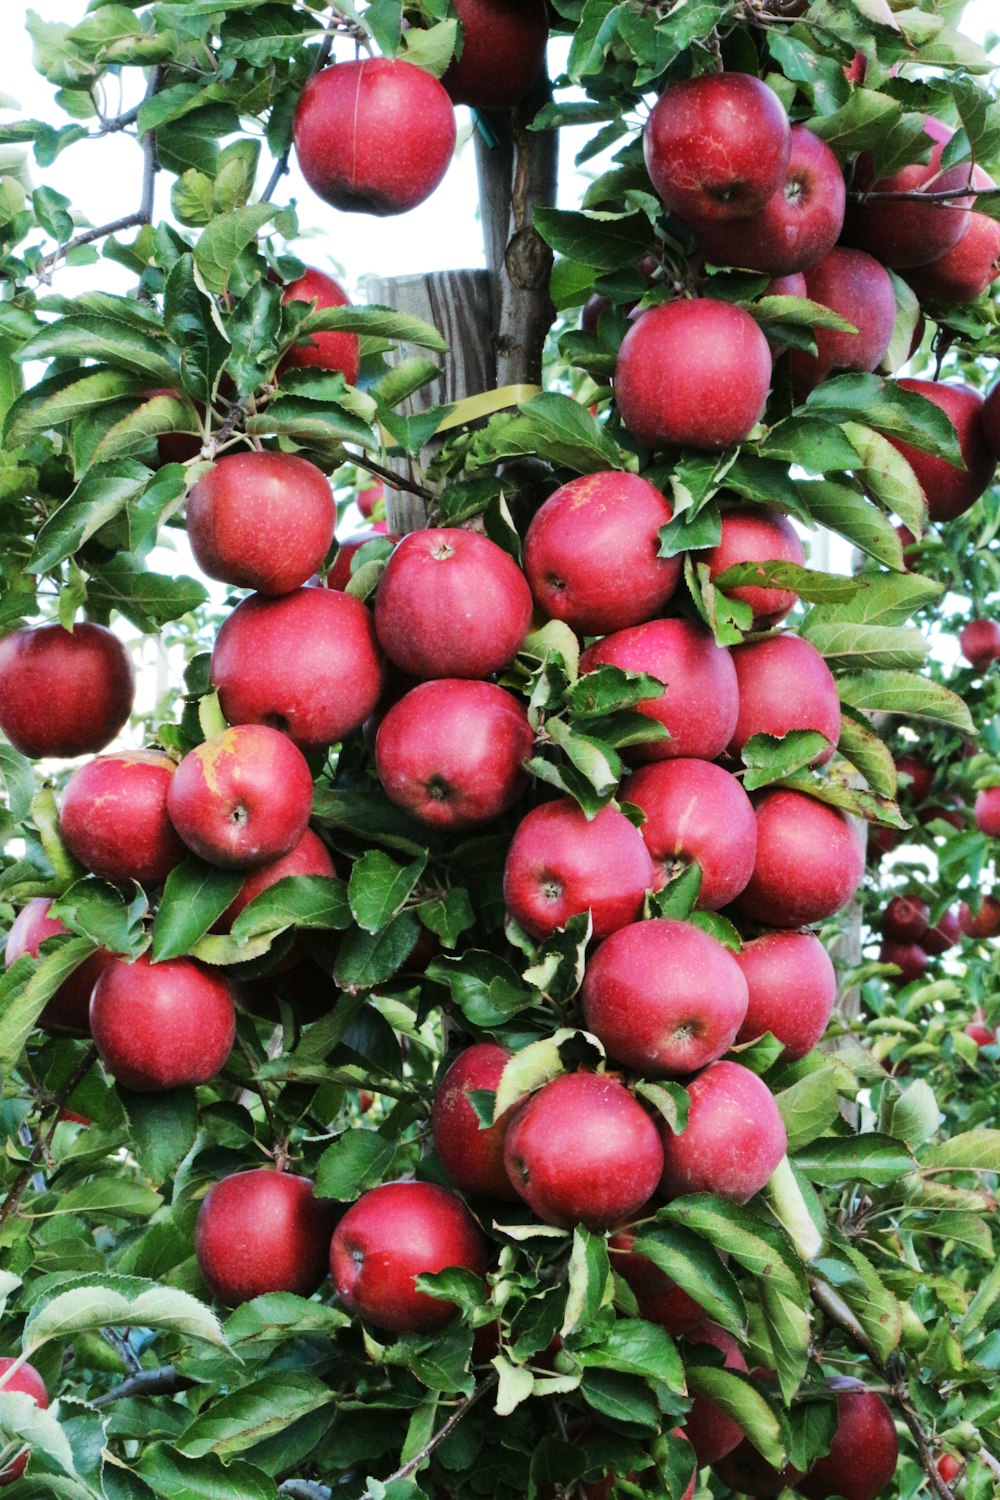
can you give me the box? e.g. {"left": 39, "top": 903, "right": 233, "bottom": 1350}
{"left": 0, "top": 621, "right": 134, "bottom": 760}
{"left": 728, "top": 634, "right": 841, "bottom": 767}
{"left": 879, "top": 939, "right": 928, "bottom": 985}
{"left": 218, "top": 827, "right": 337, "bottom": 931}
{"left": 918, "top": 794, "right": 965, "bottom": 832}
{"left": 975, "top": 786, "right": 1000, "bottom": 837}
{"left": 608, "top": 1228, "right": 713, "bottom": 1334}
{"left": 734, "top": 930, "right": 837, "bottom": 1060}
{"left": 883, "top": 894, "right": 930, "bottom": 943}
{"left": 280, "top": 267, "right": 359, "bottom": 384}
{"left": 326, "top": 530, "right": 399, "bottom": 591}
{"left": 702, "top": 505, "right": 805, "bottom": 628}
{"left": 690, "top": 126, "right": 846, "bottom": 276}
{"left": 983, "top": 381, "right": 1000, "bottom": 460}
{"left": 937, "top": 1454, "right": 963, "bottom": 1487}
{"left": 375, "top": 679, "right": 533, "bottom": 828}
{"left": 644, "top": 73, "right": 790, "bottom": 223}
{"left": 90, "top": 953, "right": 235, "bottom": 1090}
{"left": 0, "top": 1356, "right": 49, "bottom": 1485}
{"left": 195, "top": 1169, "right": 335, "bottom": 1305}
{"left": 522, "top": 471, "right": 681, "bottom": 634}
{"left": 431, "top": 1043, "right": 518, "bottom": 1200}
{"left": 186, "top": 451, "right": 335, "bottom": 596}
{"left": 167, "top": 725, "right": 314, "bottom": 869}
{"left": 790, "top": 247, "right": 897, "bottom": 393}
{"left": 357, "top": 482, "right": 383, "bottom": 520}
{"left": 895, "top": 751, "right": 933, "bottom": 804}
{"left": 442, "top": 0, "right": 548, "bottom": 107}
{"left": 581, "top": 918, "right": 749, "bottom": 1077}
{"left": 211, "top": 587, "right": 386, "bottom": 751}
{"left": 683, "top": 1322, "right": 750, "bottom": 1466}
{"left": 620, "top": 758, "right": 757, "bottom": 910}
{"left": 907, "top": 166, "right": 1000, "bottom": 302}
{"left": 959, "top": 896, "right": 1000, "bottom": 938}
{"left": 294, "top": 59, "right": 456, "bottom": 216}
{"left": 734, "top": 789, "right": 865, "bottom": 928}
{"left": 965, "top": 1015, "right": 996, "bottom": 1047}
{"left": 960, "top": 619, "right": 1000, "bottom": 671}
{"left": 329, "top": 1180, "right": 487, "bottom": 1333}
{"left": 868, "top": 824, "right": 900, "bottom": 862}
{"left": 374, "top": 528, "right": 533, "bottom": 680}
{"left": 502, "top": 798, "right": 654, "bottom": 940}
{"left": 503, "top": 1072, "right": 663, "bottom": 1230}
{"left": 658, "top": 1060, "right": 787, "bottom": 1203}
{"left": 616, "top": 299, "right": 772, "bottom": 451}
{"left": 798, "top": 1381, "right": 898, "bottom": 1500}
{"left": 60, "top": 749, "right": 187, "bottom": 888}
{"left": 5, "top": 897, "right": 114, "bottom": 1035}
{"left": 881, "top": 380, "right": 995, "bottom": 523}
{"left": 846, "top": 116, "right": 973, "bottom": 268}
{"left": 580, "top": 618, "right": 739, "bottom": 764}
{"left": 922, "top": 907, "right": 961, "bottom": 955}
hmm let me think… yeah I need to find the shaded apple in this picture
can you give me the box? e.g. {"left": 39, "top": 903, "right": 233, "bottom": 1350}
{"left": 658, "top": 1060, "right": 787, "bottom": 1204}
{"left": 734, "top": 789, "right": 865, "bottom": 928}
{"left": 881, "top": 379, "right": 995, "bottom": 523}
{"left": 167, "top": 724, "right": 314, "bottom": 869}
{"left": 907, "top": 165, "right": 1000, "bottom": 303}
{"left": 329, "top": 1180, "right": 487, "bottom": 1333}
{"left": 375, "top": 679, "right": 533, "bottom": 828}
{"left": 879, "top": 939, "right": 928, "bottom": 985}
{"left": 734, "top": 929, "right": 836, "bottom": 1060}
{"left": 503, "top": 797, "right": 654, "bottom": 940}
{"left": 975, "top": 785, "right": 1000, "bottom": 837}
{"left": 798, "top": 1380, "right": 898, "bottom": 1500}
{"left": 620, "top": 758, "right": 757, "bottom": 910}
{"left": 959, "top": 895, "right": 1000, "bottom": 938}
{"left": 790, "top": 247, "right": 896, "bottom": 393}
{"left": 922, "top": 907, "right": 961, "bottom": 955}
{"left": 280, "top": 267, "right": 359, "bottom": 384}
{"left": 682, "top": 1322, "right": 750, "bottom": 1466}
{"left": 90, "top": 953, "right": 236, "bottom": 1090}
{"left": 960, "top": 618, "right": 1000, "bottom": 671}
{"left": 895, "top": 751, "right": 933, "bottom": 804}
{"left": 196, "top": 1169, "right": 336, "bottom": 1305}
{"left": 522, "top": 471, "right": 681, "bottom": 634}
{"left": 701, "top": 504, "right": 805, "bottom": 628}
{"left": 0, "top": 1356, "right": 49, "bottom": 1484}
{"left": 714, "top": 1438, "right": 803, "bottom": 1496}
{"left": 616, "top": 299, "right": 772, "bottom": 451}
{"left": 580, "top": 617, "right": 739, "bottom": 763}
{"left": 644, "top": 73, "right": 790, "bottom": 223}
{"left": 503, "top": 1072, "right": 663, "bottom": 1230}
{"left": 60, "top": 749, "right": 187, "bottom": 887}
{"left": 217, "top": 827, "right": 337, "bottom": 932}
{"left": 882, "top": 894, "right": 929, "bottom": 943}
{"left": 442, "top": 0, "right": 548, "bottom": 107}
{"left": 431, "top": 1042, "right": 518, "bottom": 1200}
{"left": 845, "top": 116, "right": 973, "bottom": 268}
{"left": 5, "top": 897, "right": 114, "bottom": 1035}
{"left": 186, "top": 450, "right": 336, "bottom": 596}
{"left": 294, "top": 59, "right": 456, "bottom": 216}
{"left": 0, "top": 621, "right": 134, "bottom": 760}
{"left": 728, "top": 633, "right": 841, "bottom": 767}
{"left": 212, "top": 587, "right": 386, "bottom": 751}
{"left": 581, "top": 917, "right": 749, "bottom": 1076}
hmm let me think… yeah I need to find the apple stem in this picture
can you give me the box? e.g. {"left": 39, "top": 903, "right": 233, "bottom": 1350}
{"left": 764, "top": 1155, "right": 823, "bottom": 1262}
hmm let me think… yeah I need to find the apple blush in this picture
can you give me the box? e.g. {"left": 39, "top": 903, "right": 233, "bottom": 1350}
{"left": 657, "top": 1060, "right": 787, "bottom": 1203}
{"left": 195, "top": 1168, "right": 336, "bottom": 1305}
{"left": 90, "top": 953, "right": 236, "bottom": 1091}
{"left": 0, "top": 621, "right": 134, "bottom": 760}
{"left": 60, "top": 749, "right": 187, "bottom": 888}
{"left": 431, "top": 1042, "right": 518, "bottom": 1200}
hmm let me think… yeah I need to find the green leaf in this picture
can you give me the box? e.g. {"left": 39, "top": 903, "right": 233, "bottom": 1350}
{"left": 50, "top": 879, "right": 147, "bottom": 958}
{"left": 645, "top": 862, "right": 701, "bottom": 920}
{"left": 713, "top": 560, "right": 862, "bottom": 605}
{"left": 479, "top": 392, "right": 633, "bottom": 475}
{"left": 685, "top": 1366, "right": 785, "bottom": 1467}
{"left": 193, "top": 204, "right": 275, "bottom": 296}
{"left": 840, "top": 422, "right": 926, "bottom": 534}
{"left": 627, "top": 1228, "right": 746, "bottom": 1338}
{"left": 28, "top": 461, "right": 153, "bottom": 574}
{"left": 758, "top": 417, "right": 863, "bottom": 473}
{"left": 0, "top": 1391, "right": 77, "bottom": 1483}
{"left": 4, "top": 367, "right": 141, "bottom": 445}
{"left": 837, "top": 671, "right": 974, "bottom": 733}
{"left": 0, "top": 938, "right": 98, "bottom": 1070}
{"left": 924, "top": 1130, "right": 1000, "bottom": 1172}
{"left": 657, "top": 1197, "right": 805, "bottom": 1298}
{"left": 175, "top": 1372, "right": 333, "bottom": 1459}
{"left": 399, "top": 17, "right": 458, "bottom": 75}
{"left": 230, "top": 875, "right": 352, "bottom": 945}
{"left": 826, "top": 1240, "right": 903, "bottom": 1361}
{"left": 836, "top": 714, "right": 898, "bottom": 798}
{"left": 807, "top": 88, "right": 903, "bottom": 153}
{"left": 348, "top": 849, "right": 428, "bottom": 935}
{"left": 800, "top": 620, "right": 927, "bottom": 671}
{"left": 119, "top": 1086, "right": 198, "bottom": 1189}
{"left": 87, "top": 561, "right": 209, "bottom": 633}
{"left": 797, "top": 479, "right": 905, "bottom": 570}
{"left": 315, "top": 1130, "right": 397, "bottom": 1201}
{"left": 794, "top": 1134, "right": 913, "bottom": 1186}
{"left": 14, "top": 317, "right": 178, "bottom": 385}
{"left": 135, "top": 1446, "right": 276, "bottom": 1500}
{"left": 295, "top": 303, "right": 448, "bottom": 354}
{"left": 151, "top": 859, "right": 244, "bottom": 962}
{"left": 757, "top": 1280, "right": 811, "bottom": 1404}
{"left": 424, "top": 949, "right": 538, "bottom": 1027}
{"left": 562, "top": 1228, "right": 611, "bottom": 1337}
{"left": 534, "top": 207, "right": 649, "bottom": 271}
{"left": 777, "top": 1066, "right": 843, "bottom": 1153}
{"left": 879, "top": 1080, "right": 940, "bottom": 1152}
{"left": 805, "top": 373, "right": 965, "bottom": 465}
{"left": 577, "top": 1318, "right": 686, "bottom": 1392}
{"left": 22, "top": 1281, "right": 227, "bottom": 1358}
{"left": 741, "top": 731, "right": 833, "bottom": 791}
{"left": 808, "top": 569, "right": 943, "bottom": 627}
{"left": 333, "top": 909, "right": 421, "bottom": 993}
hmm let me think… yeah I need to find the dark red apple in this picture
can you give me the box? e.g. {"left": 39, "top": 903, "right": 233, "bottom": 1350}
{"left": 280, "top": 267, "right": 359, "bottom": 384}
{"left": 702, "top": 505, "right": 805, "bottom": 628}
{"left": 975, "top": 785, "right": 1000, "bottom": 837}
{"left": 918, "top": 794, "right": 965, "bottom": 832}
{"left": 502, "top": 798, "right": 654, "bottom": 940}
{"left": 922, "top": 907, "right": 961, "bottom": 955}
{"left": 294, "top": 59, "right": 456, "bottom": 216}
{"left": 138, "top": 386, "right": 204, "bottom": 465}
{"left": 907, "top": 166, "right": 1000, "bottom": 302}
{"left": 846, "top": 117, "right": 973, "bottom": 269}
{"left": 683, "top": 1322, "right": 750, "bottom": 1466}
{"left": 218, "top": 827, "right": 337, "bottom": 931}
{"left": 211, "top": 587, "right": 386, "bottom": 751}
{"left": 983, "top": 381, "right": 1000, "bottom": 460}
{"left": 658, "top": 1060, "right": 787, "bottom": 1204}
{"left": 90, "top": 953, "right": 235, "bottom": 1090}
{"left": 791, "top": 247, "right": 897, "bottom": 393}
{"left": 522, "top": 471, "right": 681, "bottom": 634}
{"left": 690, "top": 125, "right": 845, "bottom": 276}
{"left": 959, "top": 896, "right": 1000, "bottom": 938}
{"left": 734, "top": 789, "right": 865, "bottom": 928}
{"left": 186, "top": 451, "right": 335, "bottom": 596}
{"left": 734, "top": 930, "right": 837, "bottom": 1060}
{"left": 375, "top": 679, "right": 533, "bottom": 828}
{"left": 895, "top": 751, "right": 933, "bottom": 804}
{"left": 60, "top": 749, "right": 187, "bottom": 887}
{"left": 879, "top": 939, "right": 928, "bottom": 985}
{"left": 728, "top": 633, "right": 841, "bottom": 767}
{"left": 0, "top": 621, "right": 134, "bottom": 760}
{"left": 644, "top": 73, "right": 790, "bottom": 222}
{"left": 881, "top": 380, "right": 995, "bottom": 523}
{"left": 580, "top": 617, "right": 739, "bottom": 764}
{"left": 374, "top": 528, "right": 533, "bottom": 680}
{"left": 329, "top": 1180, "right": 487, "bottom": 1333}
{"left": 960, "top": 619, "right": 1000, "bottom": 671}
{"left": 442, "top": 0, "right": 548, "bottom": 107}
{"left": 503, "top": 1072, "right": 663, "bottom": 1230}
{"left": 798, "top": 1381, "right": 899, "bottom": 1500}
{"left": 325, "top": 530, "right": 399, "bottom": 591}
{"left": 431, "top": 1043, "right": 518, "bottom": 1200}
{"left": 357, "top": 481, "right": 383, "bottom": 520}
{"left": 620, "top": 758, "right": 757, "bottom": 910}
{"left": 714, "top": 1439, "right": 803, "bottom": 1496}
{"left": 0, "top": 1356, "right": 49, "bottom": 1484}
{"left": 581, "top": 918, "right": 749, "bottom": 1077}
{"left": 195, "top": 1169, "right": 335, "bottom": 1305}
{"left": 882, "top": 894, "right": 930, "bottom": 943}
{"left": 608, "top": 1228, "right": 713, "bottom": 1334}
{"left": 5, "top": 897, "right": 114, "bottom": 1035}
{"left": 167, "top": 725, "right": 314, "bottom": 869}
{"left": 616, "top": 299, "right": 772, "bottom": 451}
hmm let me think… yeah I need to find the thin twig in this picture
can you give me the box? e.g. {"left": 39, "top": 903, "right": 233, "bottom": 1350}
{"left": 349, "top": 452, "right": 437, "bottom": 505}
{"left": 850, "top": 184, "right": 1000, "bottom": 205}
{"left": 101, "top": 1327, "right": 142, "bottom": 1377}
{"left": 358, "top": 1372, "right": 498, "bottom": 1500}
{"left": 96, "top": 99, "right": 143, "bottom": 135}
{"left": 91, "top": 1364, "right": 197, "bottom": 1408}
{"left": 0, "top": 1046, "right": 97, "bottom": 1229}
{"left": 225, "top": 1048, "right": 283, "bottom": 1158}
{"left": 978, "top": 1447, "right": 1000, "bottom": 1481}
{"left": 261, "top": 23, "right": 337, "bottom": 202}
